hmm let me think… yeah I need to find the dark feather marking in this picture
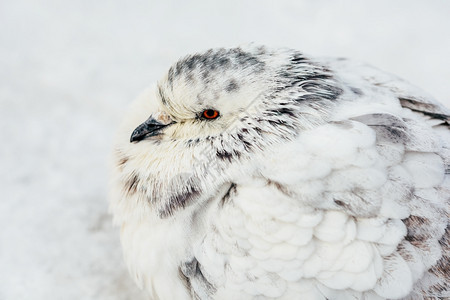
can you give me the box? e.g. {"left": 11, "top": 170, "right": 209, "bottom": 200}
{"left": 185, "top": 73, "right": 194, "bottom": 83}
{"left": 331, "top": 120, "right": 354, "bottom": 129}
{"left": 185, "top": 54, "right": 201, "bottom": 70}
{"left": 268, "top": 119, "right": 291, "bottom": 128}
{"left": 124, "top": 172, "right": 139, "bottom": 196}
{"left": 268, "top": 107, "right": 296, "bottom": 117}
{"left": 118, "top": 156, "right": 129, "bottom": 167}
{"left": 408, "top": 239, "right": 432, "bottom": 252}
{"left": 225, "top": 79, "right": 239, "bottom": 93}
{"left": 158, "top": 85, "right": 169, "bottom": 107}
{"left": 291, "top": 53, "right": 306, "bottom": 63}
{"left": 216, "top": 150, "right": 233, "bottom": 161}
{"left": 399, "top": 97, "right": 450, "bottom": 124}
{"left": 350, "top": 87, "right": 363, "bottom": 95}
{"left": 423, "top": 224, "right": 449, "bottom": 297}
{"left": 180, "top": 258, "right": 216, "bottom": 297}
{"left": 334, "top": 199, "right": 345, "bottom": 206}
{"left": 351, "top": 113, "right": 410, "bottom": 143}
{"left": 158, "top": 174, "right": 202, "bottom": 218}
{"left": 301, "top": 82, "right": 321, "bottom": 92}
{"left": 232, "top": 150, "right": 241, "bottom": 158}
{"left": 399, "top": 98, "right": 439, "bottom": 112}
{"left": 294, "top": 73, "right": 331, "bottom": 82}
{"left": 159, "top": 186, "right": 200, "bottom": 218}
{"left": 267, "top": 180, "right": 293, "bottom": 197}
{"left": 167, "top": 66, "right": 175, "bottom": 86}
{"left": 383, "top": 126, "right": 409, "bottom": 142}
{"left": 235, "top": 132, "right": 252, "bottom": 151}
{"left": 295, "top": 94, "right": 320, "bottom": 102}
{"left": 220, "top": 183, "right": 236, "bottom": 207}
{"left": 174, "top": 60, "right": 184, "bottom": 77}
{"left": 178, "top": 266, "right": 192, "bottom": 293}
{"left": 397, "top": 242, "right": 414, "bottom": 261}
{"left": 404, "top": 215, "right": 432, "bottom": 242}
{"left": 201, "top": 70, "right": 211, "bottom": 82}
{"left": 334, "top": 199, "right": 350, "bottom": 209}
{"left": 242, "top": 139, "right": 252, "bottom": 151}
{"left": 115, "top": 149, "right": 129, "bottom": 170}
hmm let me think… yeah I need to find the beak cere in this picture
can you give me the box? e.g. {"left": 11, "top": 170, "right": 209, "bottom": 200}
{"left": 130, "top": 117, "right": 173, "bottom": 143}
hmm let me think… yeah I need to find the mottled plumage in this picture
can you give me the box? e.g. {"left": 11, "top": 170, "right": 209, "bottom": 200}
{"left": 110, "top": 46, "right": 449, "bottom": 299}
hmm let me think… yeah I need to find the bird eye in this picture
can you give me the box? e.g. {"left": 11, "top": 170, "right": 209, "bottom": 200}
{"left": 201, "top": 109, "right": 220, "bottom": 120}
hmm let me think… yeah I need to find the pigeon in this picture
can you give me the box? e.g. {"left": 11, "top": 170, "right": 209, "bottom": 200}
{"left": 110, "top": 46, "right": 449, "bottom": 299}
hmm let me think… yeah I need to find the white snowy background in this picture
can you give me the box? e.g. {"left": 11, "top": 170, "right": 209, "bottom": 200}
{"left": 1, "top": 0, "right": 449, "bottom": 299}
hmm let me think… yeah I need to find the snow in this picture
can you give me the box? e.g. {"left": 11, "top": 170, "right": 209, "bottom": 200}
{"left": 0, "top": 0, "right": 449, "bottom": 299}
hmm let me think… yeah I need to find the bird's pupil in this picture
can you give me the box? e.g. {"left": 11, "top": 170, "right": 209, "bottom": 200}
{"left": 202, "top": 109, "right": 218, "bottom": 119}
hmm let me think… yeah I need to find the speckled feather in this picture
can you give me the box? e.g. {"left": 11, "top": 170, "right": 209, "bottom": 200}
{"left": 110, "top": 46, "right": 449, "bottom": 299}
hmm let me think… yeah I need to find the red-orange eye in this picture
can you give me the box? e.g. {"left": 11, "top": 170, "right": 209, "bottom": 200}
{"left": 202, "top": 109, "right": 220, "bottom": 119}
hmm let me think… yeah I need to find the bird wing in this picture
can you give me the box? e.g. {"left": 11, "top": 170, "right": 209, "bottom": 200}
{"left": 339, "top": 60, "right": 450, "bottom": 299}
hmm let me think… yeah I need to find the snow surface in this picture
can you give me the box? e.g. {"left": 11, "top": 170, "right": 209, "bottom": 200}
{"left": 0, "top": 1, "right": 449, "bottom": 299}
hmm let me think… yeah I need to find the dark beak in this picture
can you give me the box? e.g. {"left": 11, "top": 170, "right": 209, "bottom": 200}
{"left": 130, "top": 117, "right": 173, "bottom": 143}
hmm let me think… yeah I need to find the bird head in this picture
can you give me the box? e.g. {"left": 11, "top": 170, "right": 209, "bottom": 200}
{"left": 112, "top": 46, "right": 343, "bottom": 219}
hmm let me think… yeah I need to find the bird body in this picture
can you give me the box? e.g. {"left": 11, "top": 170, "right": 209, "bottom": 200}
{"left": 110, "top": 46, "right": 449, "bottom": 299}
